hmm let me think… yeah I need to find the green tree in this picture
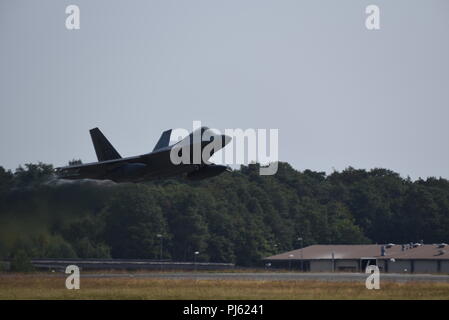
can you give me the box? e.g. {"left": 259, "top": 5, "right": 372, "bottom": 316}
{"left": 103, "top": 185, "right": 167, "bottom": 259}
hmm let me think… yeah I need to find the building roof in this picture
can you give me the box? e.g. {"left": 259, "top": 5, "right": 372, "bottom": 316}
{"left": 264, "top": 244, "right": 449, "bottom": 261}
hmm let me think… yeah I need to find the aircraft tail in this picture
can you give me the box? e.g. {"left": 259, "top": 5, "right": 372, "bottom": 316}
{"left": 89, "top": 128, "right": 122, "bottom": 162}
{"left": 153, "top": 129, "right": 172, "bottom": 151}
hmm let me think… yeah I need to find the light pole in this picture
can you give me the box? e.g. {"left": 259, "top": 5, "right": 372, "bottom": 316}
{"left": 331, "top": 251, "right": 335, "bottom": 272}
{"left": 297, "top": 237, "right": 303, "bottom": 271}
{"left": 157, "top": 234, "right": 163, "bottom": 271}
{"left": 194, "top": 251, "right": 199, "bottom": 272}
{"left": 288, "top": 254, "right": 294, "bottom": 271}
{"left": 297, "top": 237, "right": 303, "bottom": 250}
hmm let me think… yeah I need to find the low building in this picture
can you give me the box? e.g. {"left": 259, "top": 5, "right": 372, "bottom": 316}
{"left": 263, "top": 243, "right": 449, "bottom": 273}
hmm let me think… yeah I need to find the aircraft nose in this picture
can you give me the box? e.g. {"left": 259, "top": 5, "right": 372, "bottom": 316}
{"left": 222, "top": 134, "right": 232, "bottom": 146}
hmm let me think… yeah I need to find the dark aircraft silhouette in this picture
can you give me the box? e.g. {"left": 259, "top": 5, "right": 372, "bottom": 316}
{"left": 56, "top": 127, "right": 232, "bottom": 183}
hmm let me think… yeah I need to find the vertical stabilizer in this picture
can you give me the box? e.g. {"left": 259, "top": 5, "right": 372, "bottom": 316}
{"left": 89, "top": 128, "right": 122, "bottom": 161}
{"left": 153, "top": 129, "right": 172, "bottom": 151}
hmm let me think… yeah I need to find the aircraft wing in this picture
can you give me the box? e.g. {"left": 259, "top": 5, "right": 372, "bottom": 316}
{"left": 55, "top": 157, "right": 135, "bottom": 180}
{"left": 55, "top": 148, "right": 173, "bottom": 180}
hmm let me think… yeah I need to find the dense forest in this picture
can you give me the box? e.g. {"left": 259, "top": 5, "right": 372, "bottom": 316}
{"left": 1, "top": 162, "right": 449, "bottom": 268}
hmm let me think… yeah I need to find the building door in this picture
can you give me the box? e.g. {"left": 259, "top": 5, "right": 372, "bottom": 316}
{"left": 302, "top": 261, "right": 310, "bottom": 272}
{"left": 360, "top": 258, "right": 377, "bottom": 272}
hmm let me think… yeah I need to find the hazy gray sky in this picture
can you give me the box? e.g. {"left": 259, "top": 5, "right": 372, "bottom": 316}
{"left": 1, "top": 0, "right": 448, "bottom": 179}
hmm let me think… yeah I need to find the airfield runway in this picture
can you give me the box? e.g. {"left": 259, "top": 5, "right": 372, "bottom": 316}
{"left": 66, "top": 272, "right": 449, "bottom": 283}
{"left": 3, "top": 271, "right": 449, "bottom": 282}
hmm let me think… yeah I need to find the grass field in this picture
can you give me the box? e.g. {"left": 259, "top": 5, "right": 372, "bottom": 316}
{"left": 2, "top": 274, "right": 449, "bottom": 299}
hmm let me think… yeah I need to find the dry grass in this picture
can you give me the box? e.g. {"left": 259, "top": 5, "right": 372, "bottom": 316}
{"left": 1, "top": 274, "right": 449, "bottom": 300}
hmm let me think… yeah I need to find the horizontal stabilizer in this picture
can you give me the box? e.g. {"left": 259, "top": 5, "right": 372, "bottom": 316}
{"left": 153, "top": 129, "right": 172, "bottom": 151}
{"left": 90, "top": 128, "right": 122, "bottom": 162}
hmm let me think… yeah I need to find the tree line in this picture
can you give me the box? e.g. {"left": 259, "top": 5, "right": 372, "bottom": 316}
{"left": 0, "top": 162, "right": 449, "bottom": 268}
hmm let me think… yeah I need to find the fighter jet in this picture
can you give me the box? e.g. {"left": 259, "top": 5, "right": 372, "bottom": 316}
{"left": 55, "top": 127, "right": 232, "bottom": 182}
